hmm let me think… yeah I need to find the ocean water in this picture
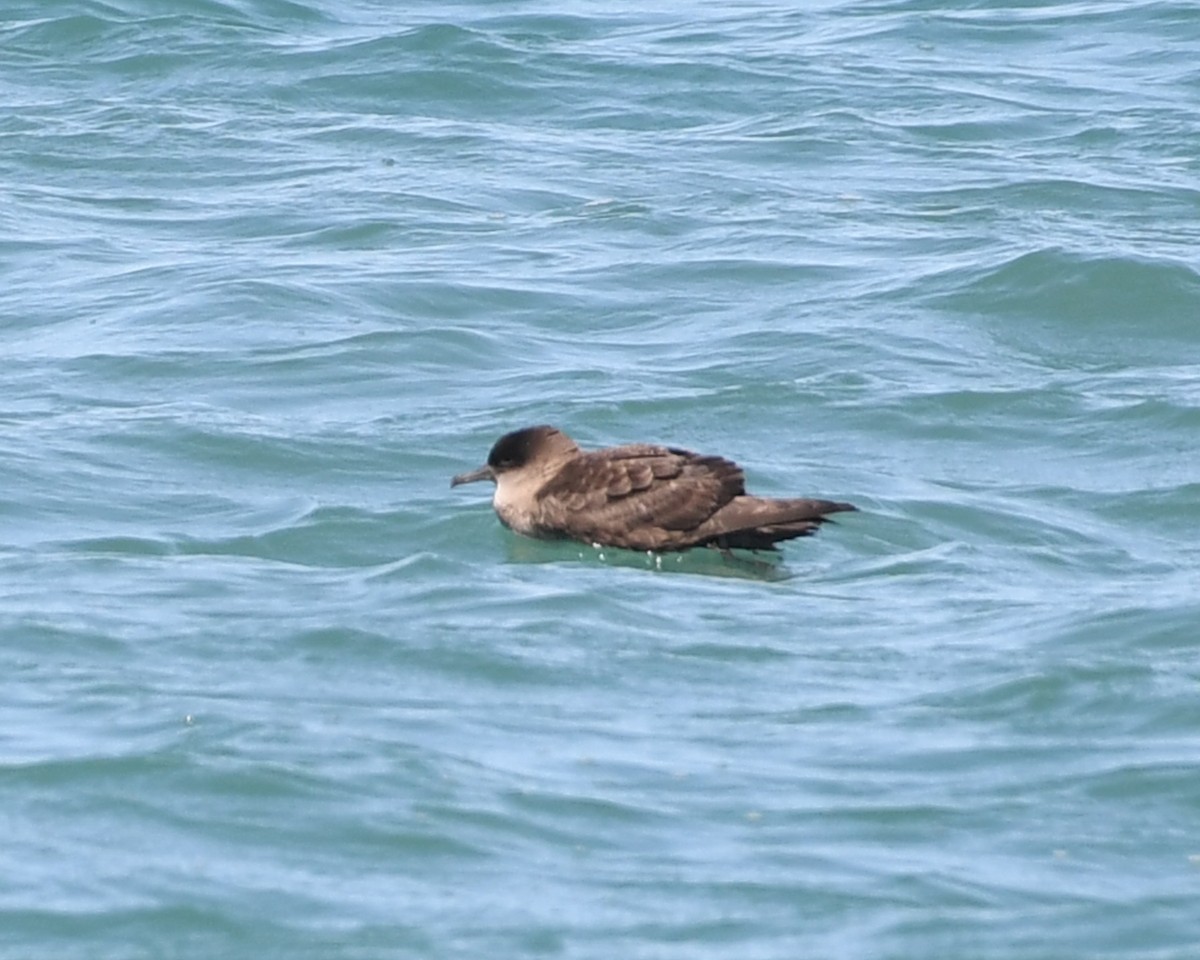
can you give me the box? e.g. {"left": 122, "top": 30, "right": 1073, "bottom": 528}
{"left": 3, "top": 1, "right": 1199, "bottom": 957}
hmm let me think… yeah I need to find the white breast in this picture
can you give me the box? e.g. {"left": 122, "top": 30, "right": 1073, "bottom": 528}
{"left": 491, "top": 473, "right": 542, "bottom": 536}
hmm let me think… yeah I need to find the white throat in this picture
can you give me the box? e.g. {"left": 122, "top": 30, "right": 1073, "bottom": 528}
{"left": 491, "top": 466, "right": 556, "bottom": 536}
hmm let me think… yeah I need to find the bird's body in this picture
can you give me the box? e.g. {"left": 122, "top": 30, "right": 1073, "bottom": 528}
{"left": 451, "top": 425, "right": 855, "bottom": 552}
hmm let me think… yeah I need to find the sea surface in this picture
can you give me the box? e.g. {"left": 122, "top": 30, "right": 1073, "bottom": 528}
{"left": 3, "top": 1, "right": 1199, "bottom": 957}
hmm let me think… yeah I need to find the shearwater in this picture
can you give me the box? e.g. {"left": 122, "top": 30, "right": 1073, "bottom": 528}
{"left": 451, "top": 425, "right": 856, "bottom": 552}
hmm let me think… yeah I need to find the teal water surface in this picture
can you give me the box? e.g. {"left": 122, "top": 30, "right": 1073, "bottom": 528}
{"left": 3, "top": 1, "right": 1199, "bottom": 958}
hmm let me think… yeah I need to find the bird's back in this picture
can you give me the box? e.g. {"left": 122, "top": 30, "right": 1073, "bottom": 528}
{"left": 533, "top": 444, "right": 747, "bottom": 550}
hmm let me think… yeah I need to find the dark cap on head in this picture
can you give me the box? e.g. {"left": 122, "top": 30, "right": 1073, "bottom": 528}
{"left": 487, "top": 425, "right": 563, "bottom": 471}
{"left": 451, "top": 425, "right": 578, "bottom": 487}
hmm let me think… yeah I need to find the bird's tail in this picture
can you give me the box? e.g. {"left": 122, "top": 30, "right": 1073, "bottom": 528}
{"left": 697, "top": 496, "right": 857, "bottom": 551}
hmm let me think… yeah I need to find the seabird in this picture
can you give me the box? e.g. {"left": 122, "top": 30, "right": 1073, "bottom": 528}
{"left": 451, "top": 425, "right": 856, "bottom": 552}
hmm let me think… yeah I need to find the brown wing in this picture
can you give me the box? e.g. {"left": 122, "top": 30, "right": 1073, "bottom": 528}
{"left": 534, "top": 444, "right": 746, "bottom": 550}
{"left": 694, "top": 496, "right": 858, "bottom": 550}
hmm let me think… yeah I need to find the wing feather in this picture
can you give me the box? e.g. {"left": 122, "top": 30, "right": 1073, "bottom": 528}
{"left": 695, "top": 496, "right": 858, "bottom": 549}
{"left": 535, "top": 445, "right": 746, "bottom": 549}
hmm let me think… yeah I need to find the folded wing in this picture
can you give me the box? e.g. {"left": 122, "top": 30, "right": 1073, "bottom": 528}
{"left": 535, "top": 445, "right": 745, "bottom": 549}
{"left": 693, "top": 496, "right": 857, "bottom": 550}
{"left": 535, "top": 444, "right": 855, "bottom": 551}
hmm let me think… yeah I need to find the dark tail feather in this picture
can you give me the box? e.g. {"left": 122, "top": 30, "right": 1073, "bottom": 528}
{"left": 698, "top": 497, "right": 857, "bottom": 551}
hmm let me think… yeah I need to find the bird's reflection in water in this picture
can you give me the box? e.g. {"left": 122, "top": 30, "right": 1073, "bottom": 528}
{"left": 503, "top": 536, "right": 795, "bottom": 582}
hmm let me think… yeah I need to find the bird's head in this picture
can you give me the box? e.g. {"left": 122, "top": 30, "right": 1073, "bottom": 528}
{"left": 451, "top": 425, "right": 578, "bottom": 487}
